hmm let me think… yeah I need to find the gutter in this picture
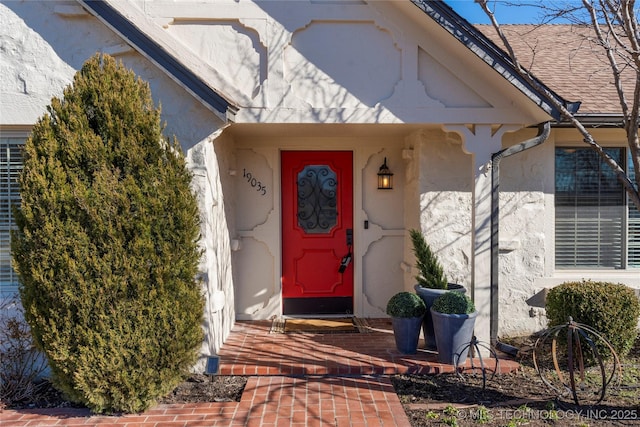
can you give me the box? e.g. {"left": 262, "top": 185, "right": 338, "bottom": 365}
{"left": 554, "top": 113, "right": 625, "bottom": 128}
{"left": 490, "top": 122, "right": 551, "bottom": 352}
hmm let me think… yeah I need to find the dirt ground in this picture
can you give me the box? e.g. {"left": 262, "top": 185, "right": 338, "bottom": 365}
{"left": 395, "top": 334, "right": 640, "bottom": 426}
{"left": 6, "top": 335, "right": 640, "bottom": 427}
{"left": 394, "top": 366, "right": 640, "bottom": 426}
{"left": 5, "top": 374, "right": 248, "bottom": 409}
{"left": 159, "top": 374, "right": 247, "bottom": 404}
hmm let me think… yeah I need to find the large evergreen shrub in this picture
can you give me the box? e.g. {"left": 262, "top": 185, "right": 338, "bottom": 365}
{"left": 12, "top": 54, "right": 204, "bottom": 413}
{"left": 546, "top": 280, "right": 640, "bottom": 359}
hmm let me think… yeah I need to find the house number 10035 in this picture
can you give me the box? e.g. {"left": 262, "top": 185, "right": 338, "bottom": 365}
{"left": 243, "top": 169, "right": 267, "bottom": 196}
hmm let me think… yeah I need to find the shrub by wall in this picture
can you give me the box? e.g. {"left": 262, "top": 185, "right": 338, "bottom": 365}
{"left": 11, "top": 54, "right": 204, "bottom": 413}
{"left": 0, "top": 295, "right": 48, "bottom": 408}
{"left": 546, "top": 280, "right": 640, "bottom": 358}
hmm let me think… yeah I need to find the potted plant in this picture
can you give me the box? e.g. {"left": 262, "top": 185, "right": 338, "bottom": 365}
{"left": 410, "top": 229, "right": 466, "bottom": 349}
{"left": 430, "top": 291, "right": 477, "bottom": 365}
{"left": 386, "top": 291, "right": 427, "bottom": 354}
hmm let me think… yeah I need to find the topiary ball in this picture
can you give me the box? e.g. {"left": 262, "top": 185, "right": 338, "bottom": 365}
{"left": 386, "top": 292, "right": 427, "bottom": 318}
{"left": 431, "top": 291, "right": 476, "bottom": 315}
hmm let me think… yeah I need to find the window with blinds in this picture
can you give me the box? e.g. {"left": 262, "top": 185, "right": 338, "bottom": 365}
{"left": 555, "top": 147, "right": 638, "bottom": 269}
{"left": 1, "top": 137, "right": 24, "bottom": 294}
{"left": 628, "top": 150, "right": 640, "bottom": 267}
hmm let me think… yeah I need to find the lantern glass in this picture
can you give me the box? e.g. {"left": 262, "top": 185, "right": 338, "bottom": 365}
{"left": 377, "top": 158, "right": 393, "bottom": 190}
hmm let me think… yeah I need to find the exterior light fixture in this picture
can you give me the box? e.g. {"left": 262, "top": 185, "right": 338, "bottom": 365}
{"left": 377, "top": 157, "right": 393, "bottom": 190}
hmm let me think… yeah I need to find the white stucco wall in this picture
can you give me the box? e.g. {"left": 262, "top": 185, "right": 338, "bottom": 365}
{"left": 498, "top": 131, "right": 551, "bottom": 335}
{"left": 0, "top": 2, "right": 98, "bottom": 124}
{"left": 0, "top": 1, "right": 235, "bottom": 365}
{"left": 406, "top": 125, "right": 640, "bottom": 341}
{"left": 83, "top": 0, "right": 565, "bottom": 336}
{"left": 229, "top": 131, "right": 409, "bottom": 320}
{"left": 5, "top": 0, "right": 636, "bottom": 359}
{"left": 232, "top": 145, "right": 280, "bottom": 318}
{"left": 496, "top": 128, "right": 640, "bottom": 337}
{"left": 125, "top": 0, "right": 550, "bottom": 125}
{"left": 0, "top": 2, "right": 222, "bottom": 146}
{"left": 186, "top": 132, "right": 236, "bottom": 368}
{"left": 406, "top": 130, "right": 473, "bottom": 291}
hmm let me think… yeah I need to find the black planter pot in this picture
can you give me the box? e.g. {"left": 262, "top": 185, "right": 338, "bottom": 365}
{"left": 391, "top": 315, "right": 424, "bottom": 354}
{"left": 414, "top": 283, "right": 466, "bottom": 350}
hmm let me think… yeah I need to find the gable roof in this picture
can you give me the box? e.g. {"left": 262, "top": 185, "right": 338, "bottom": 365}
{"left": 412, "top": 0, "right": 581, "bottom": 121}
{"left": 78, "top": 0, "right": 238, "bottom": 121}
{"left": 80, "top": 0, "right": 593, "bottom": 124}
{"left": 476, "top": 24, "right": 631, "bottom": 119}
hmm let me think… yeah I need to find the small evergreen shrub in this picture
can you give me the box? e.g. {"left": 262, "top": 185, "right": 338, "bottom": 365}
{"left": 12, "top": 54, "right": 204, "bottom": 413}
{"left": 0, "top": 295, "right": 48, "bottom": 408}
{"left": 386, "top": 292, "right": 426, "bottom": 318}
{"left": 546, "top": 280, "right": 640, "bottom": 358}
{"left": 410, "top": 229, "right": 448, "bottom": 289}
{"left": 432, "top": 291, "right": 476, "bottom": 315}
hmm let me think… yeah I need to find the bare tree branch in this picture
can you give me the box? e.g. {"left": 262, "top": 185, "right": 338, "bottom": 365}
{"left": 585, "top": 0, "right": 630, "bottom": 117}
{"left": 476, "top": 0, "right": 640, "bottom": 211}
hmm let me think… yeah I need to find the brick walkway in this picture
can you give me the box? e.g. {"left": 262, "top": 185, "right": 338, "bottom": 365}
{"left": 1, "top": 319, "right": 519, "bottom": 426}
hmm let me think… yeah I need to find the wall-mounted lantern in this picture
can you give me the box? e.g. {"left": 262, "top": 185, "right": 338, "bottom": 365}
{"left": 377, "top": 157, "right": 393, "bottom": 190}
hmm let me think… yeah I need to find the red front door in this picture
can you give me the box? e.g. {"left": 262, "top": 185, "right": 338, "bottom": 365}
{"left": 281, "top": 151, "right": 353, "bottom": 315}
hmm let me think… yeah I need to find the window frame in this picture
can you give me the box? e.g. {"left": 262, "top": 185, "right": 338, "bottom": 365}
{"left": 0, "top": 128, "right": 29, "bottom": 297}
{"left": 554, "top": 145, "right": 638, "bottom": 270}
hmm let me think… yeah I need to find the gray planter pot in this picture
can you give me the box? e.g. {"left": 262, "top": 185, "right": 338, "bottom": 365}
{"left": 430, "top": 308, "right": 478, "bottom": 365}
{"left": 414, "top": 284, "right": 466, "bottom": 350}
{"left": 391, "top": 315, "right": 424, "bottom": 354}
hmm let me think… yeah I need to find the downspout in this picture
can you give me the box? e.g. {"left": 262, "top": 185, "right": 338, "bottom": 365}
{"left": 490, "top": 122, "right": 551, "bottom": 353}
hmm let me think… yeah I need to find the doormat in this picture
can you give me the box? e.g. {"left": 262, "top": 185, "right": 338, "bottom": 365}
{"left": 270, "top": 317, "right": 371, "bottom": 334}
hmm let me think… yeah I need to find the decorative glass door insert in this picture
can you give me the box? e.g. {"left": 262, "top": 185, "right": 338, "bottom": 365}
{"left": 297, "top": 165, "right": 337, "bottom": 234}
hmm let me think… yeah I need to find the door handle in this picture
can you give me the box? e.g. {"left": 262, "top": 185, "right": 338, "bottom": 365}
{"left": 338, "top": 253, "right": 352, "bottom": 273}
{"left": 339, "top": 229, "right": 353, "bottom": 273}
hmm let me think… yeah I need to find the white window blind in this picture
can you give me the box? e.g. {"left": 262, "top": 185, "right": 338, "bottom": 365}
{"left": 0, "top": 137, "right": 24, "bottom": 294}
{"left": 630, "top": 206, "right": 640, "bottom": 267}
{"left": 628, "top": 150, "right": 640, "bottom": 267}
{"left": 555, "top": 147, "right": 638, "bottom": 269}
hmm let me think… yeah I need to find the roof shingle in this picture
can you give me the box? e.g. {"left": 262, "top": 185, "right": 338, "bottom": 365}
{"left": 477, "top": 24, "right": 635, "bottom": 114}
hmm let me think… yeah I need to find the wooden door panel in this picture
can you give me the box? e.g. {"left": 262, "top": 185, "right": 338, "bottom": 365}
{"left": 281, "top": 151, "right": 353, "bottom": 315}
{"left": 294, "top": 249, "right": 344, "bottom": 295}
